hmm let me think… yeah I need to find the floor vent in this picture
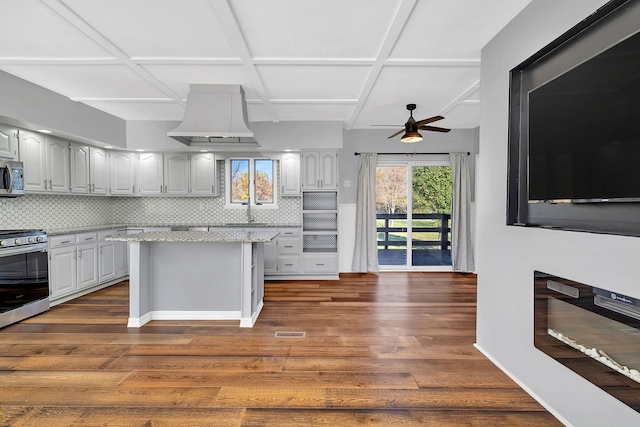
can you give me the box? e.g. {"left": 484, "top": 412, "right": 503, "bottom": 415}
{"left": 274, "top": 331, "right": 306, "bottom": 338}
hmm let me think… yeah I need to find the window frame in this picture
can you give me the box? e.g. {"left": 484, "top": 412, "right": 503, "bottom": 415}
{"left": 225, "top": 157, "right": 278, "bottom": 209}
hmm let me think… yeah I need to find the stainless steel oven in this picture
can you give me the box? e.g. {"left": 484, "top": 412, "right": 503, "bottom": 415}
{"left": 0, "top": 230, "right": 49, "bottom": 328}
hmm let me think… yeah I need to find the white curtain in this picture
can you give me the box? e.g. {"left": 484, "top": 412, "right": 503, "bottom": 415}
{"left": 449, "top": 152, "right": 475, "bottom": 273}
{"left": 352, "top": 153, "right": 378, "bottom": 273}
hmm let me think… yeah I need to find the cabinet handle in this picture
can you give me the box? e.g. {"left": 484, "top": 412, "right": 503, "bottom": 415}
{"left": 316, "top": 263, "right": 325, "bottom": 266}
{"left": 84, "top": 237, "right": 93, "bottom": 241}
{"left": 61, "top": 240, "right": 71, "bottom": 244}
{"left": 49, "top": 179, "right": 52, "bottom": 190}
{"left": 284, "top": 264, "right": 293, "bottom": 266}
{"left": 284, "top": 245, "right": 293, "bottom": 248}
{"left": 164, "top": 185, "right": 167, "bottom": 193}
{"left": 43, "top": 179, "right": 47, "bottom": 190}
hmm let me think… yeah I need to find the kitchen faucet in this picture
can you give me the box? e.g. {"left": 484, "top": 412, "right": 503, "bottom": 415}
{"left": 244, "top": 196, "right": 254, "bottom": 224}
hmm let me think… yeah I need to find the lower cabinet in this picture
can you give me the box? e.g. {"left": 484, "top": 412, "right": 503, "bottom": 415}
{"left": 49, "top": 229, "right": 129, "bottom": 302}
{"left": 265, "top": 228, "right": 302, "bottom": 277}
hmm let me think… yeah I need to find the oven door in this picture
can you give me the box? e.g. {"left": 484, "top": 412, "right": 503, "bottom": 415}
{"left": 0, "top": 244, "right": 49, "bottom": 314}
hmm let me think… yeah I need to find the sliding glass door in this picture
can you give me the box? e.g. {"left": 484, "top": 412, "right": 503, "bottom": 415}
{"left": 376, "top": 160, "right": 452, "bottom": 270}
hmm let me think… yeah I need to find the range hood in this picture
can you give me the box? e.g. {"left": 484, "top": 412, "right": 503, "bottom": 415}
{"left": 168, "top": 84, "right": 258, "bottom": 147}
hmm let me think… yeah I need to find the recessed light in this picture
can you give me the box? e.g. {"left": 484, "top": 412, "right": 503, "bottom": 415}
{"left": 104, "top": 146, "right": 113, "bottom": 149}
{"left": 284, "top": 149, "right": 292, "bottom": 152}
{"left": 136, "top": 149, "right": 146, "bottom": 152}
{"left": 38, "top": 129, "right": 52, "bottom": 134}
{"left": 199, "top": 149, "right": 208, "bottom": 152}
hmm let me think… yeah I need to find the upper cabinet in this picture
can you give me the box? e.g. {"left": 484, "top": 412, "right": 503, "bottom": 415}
{"left": 301, "top": 151, "right": 338, "bottom": 190}
{"left": 110, "top": 151, "right": 135, "bottom": 195}
{"left": 137, "top": 152, "right": 163, "bottom": 195}
{"left": 0, "top": 124, "right": 18, "bottom": 160}
{"left": 190, "top": 152, "right": 218, "bottom": 195}
{"left": 281, "top": 152, "right": 301, "bottom": 196}
{"left": 70, "top": 144, "right": 107, "bottom": 194}
{"left": 163, "top": 153, "right": 189, "bottom": 195}
{"left": 19, "top": 130, "right": 69, "bottom": 193}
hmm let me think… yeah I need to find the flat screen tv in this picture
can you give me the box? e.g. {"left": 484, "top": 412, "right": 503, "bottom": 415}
{"left": 507, "top": 0, "right": 640, "bottom": 237}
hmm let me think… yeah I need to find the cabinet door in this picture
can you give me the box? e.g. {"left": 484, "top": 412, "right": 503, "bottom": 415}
{"left": 46, "top": 137, "right": 70, "bottom": 193}
{"left": 263, "top": 240, "right": 277, "bottom": 274}
{"left": 137, "top": 153, "right": 163, "bottom": 195}
{"left": 76, "top": 243, "right": 99, "bottom": 289}
{"left": 98, "top": 241, "right": 116, "bottom": 282}
{"left": 190, "top": 153, "right": 217, "bottom": 195}
{"left": 49, "top": 246, "right": 76, "bottom": 299}
{"left": 281, "top": 152, "right": 301, "bottom": 196}
{"left": 90, "top": 147, "right": 108, "bottom": 194}
{"left": 110, "top": 152, "right": 135, "bottom": 194}
{"left": 301, "top": 152, "right": 320, "bottom": 190}
{"left": 70, "top": 143, "right": 90, "bottom": 193}
{"left": 114, "top": 233, "right": 128, "bottom": 278}
{"left": 163, "top": 153, "right": 189, "bottom": 194}
{"left": 319, "top": 151, "right": 338, "bottom": 189}
{"left": 18, "top": 130, "right": 47, "bottom": 192}
{"left": 0, "top": 124, "right": 18, "bottom": 160}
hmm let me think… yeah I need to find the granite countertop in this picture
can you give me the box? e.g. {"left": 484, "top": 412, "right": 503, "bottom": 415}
{"left": 45, "top": 223, "right": 301, "bottom": 236}
{"left": 106, "top": 230, "right": 280, "bottom": 243}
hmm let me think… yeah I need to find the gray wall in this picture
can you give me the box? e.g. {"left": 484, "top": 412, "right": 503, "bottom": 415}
{"left": 477, "top": 1, "right": 640, "bottom": 425}
{"left": 339, "top": 128, "right": 477, "bottom": 204}
{"left": 0, "top": 71, "right": 126, "bottom": 148}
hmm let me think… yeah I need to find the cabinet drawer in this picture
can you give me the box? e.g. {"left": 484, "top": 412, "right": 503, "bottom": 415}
{"left": 278, "top": 228, "right": 300, "bottom": 237}
{"left": 75, "top": 232, "right": 97, "bottom": 244}
{"left": 302, "top": 253, "right": 338, "bottom": 273}
{"left": 49, "top": 234, "right": 76, "bottom": 248}
{"left": 277, "top": 237, "right": 301, "bottom": 255}
{"left": 98, "top": 229, "right": 118, "bottom": 241}
{"left": 277, "top": 255, "right": 300, "bottom": 273}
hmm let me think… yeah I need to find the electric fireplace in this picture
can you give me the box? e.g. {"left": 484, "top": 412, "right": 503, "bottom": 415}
{"left": 534, "top": 271, "right": 640, "bottom": 412}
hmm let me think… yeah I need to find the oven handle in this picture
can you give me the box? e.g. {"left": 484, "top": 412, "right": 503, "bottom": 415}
{"left": 0, "top": 244, "right": 48, "bottom": 257}
{"left": 6, "top": 165, "right": 14, "bottom": 193}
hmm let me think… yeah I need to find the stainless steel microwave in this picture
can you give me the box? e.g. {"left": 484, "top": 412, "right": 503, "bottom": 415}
{"left": 0, "top": 160, "right": 25, "bottom": 197}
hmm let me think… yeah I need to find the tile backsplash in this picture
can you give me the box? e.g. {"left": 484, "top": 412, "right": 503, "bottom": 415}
{"left": 0, "top": 194, "right": 301, "bottom": 229}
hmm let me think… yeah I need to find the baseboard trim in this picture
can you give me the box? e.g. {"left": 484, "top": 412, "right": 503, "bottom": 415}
{"left": 473, "top": 343, "right": 573, "bottom": 427}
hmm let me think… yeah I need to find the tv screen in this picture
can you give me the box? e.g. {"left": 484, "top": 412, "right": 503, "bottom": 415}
{"left": 528, "top": 30, "right": 640, "bottom": 202}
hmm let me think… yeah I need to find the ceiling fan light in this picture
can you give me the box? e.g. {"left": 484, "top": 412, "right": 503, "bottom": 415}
{"left": 400, "top": 130, "right": 423, "bottom": 143}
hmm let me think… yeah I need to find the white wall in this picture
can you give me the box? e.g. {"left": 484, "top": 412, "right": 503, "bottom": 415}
{"left": 0, "top": 71, "right": 125, "bottom": 148}
{"left": 477, "top": 1, "right": 640, "bottom": 425}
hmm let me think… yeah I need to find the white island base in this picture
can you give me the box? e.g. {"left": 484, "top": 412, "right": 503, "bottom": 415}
{"left": 115, "top": 231, "right": 276, "bottom": 328}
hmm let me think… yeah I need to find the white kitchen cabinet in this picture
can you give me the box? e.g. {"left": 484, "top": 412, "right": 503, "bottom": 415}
{"left": 301, "top": 151, "right": 337, "bottom": 190}
{"left": 90, "top": 147, "right": 108, "bottom": 194}
{"left": 110, "top": 151, "right": 135, "bottom": 194}
{"left": 190, "top": 152, "right": 218, "bottom": 195}
{"left": 263, "top": 239, "right": 277, "bottom": 274}
{"left": 71, "top": 144, "right": 107, "bottom": 194}
{"left": 49, "top": 245, "right": 77, "bottom": 299}
{"left": 137, "top": 152, "right": 163, "bottom": 195}
{"left": 164, "top": 153, "right": 189, "bottom": 195}
{"left": 70, "top": 143, "right": 90, "bottom": 193}
{"left": 76, "top": 242, "right": 99, "bottom": 290}
{"left": 46, "top": 136, "right": 71, "bottom": 193}
{"left": 98, "top": 241, "right": 116, "bottom": 282}
{"left": 0, "top": 124, "right": 18, "bottom": 159}
{"left": 19, "top": 131, "right": 70, "bottom": 193}
{"left": 280, "top": 152, "right": 301, "bottom": 196}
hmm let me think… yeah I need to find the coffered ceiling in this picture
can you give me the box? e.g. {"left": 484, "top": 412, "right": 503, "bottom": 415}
{"left": 0, "top": 0, "right": 531, "bottom": 130}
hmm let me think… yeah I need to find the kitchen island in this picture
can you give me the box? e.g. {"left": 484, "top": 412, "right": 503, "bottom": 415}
{"left": 107, "top": 230, "right": 278, "bottom": 328}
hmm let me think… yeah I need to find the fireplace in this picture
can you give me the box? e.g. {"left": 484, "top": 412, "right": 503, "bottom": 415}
{"left": 534, "top": 271, "right": 640, "bottom": 412}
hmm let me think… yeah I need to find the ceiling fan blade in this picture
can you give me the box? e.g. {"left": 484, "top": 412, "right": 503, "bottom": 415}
{"left": 387, "top": 129, "right": 405, "bottom": 139}
{"left": 419, "top": 125, "right": 451, "bottom": 133}
{"left": 414, "top": 115, "right": 445, "bottom": 127}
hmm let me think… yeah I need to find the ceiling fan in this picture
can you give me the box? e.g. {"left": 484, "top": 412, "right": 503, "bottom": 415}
{"left": 386, "top": 104, "right": 451, "bottom": 143}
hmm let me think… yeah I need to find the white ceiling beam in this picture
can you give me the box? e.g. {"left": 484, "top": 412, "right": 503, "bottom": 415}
{"left": 439, "top": 80, "right": 480, "bottom": 116}
{"left": 346, "top": 0, "right": 418, "bottom": 130}
{"left": 0, "top": 58, "right": 120, "bottom": 65}
{"left": 131, "top": 57, "right": 243, "bottom": 65}
{"left": 39, "top": 0, "right": 185, "bottom": 107}
{"left": 205, "top": 0, "right": 278, "bottom": 122}
{"left": 385, "top": 59, "right": 481, "bottom": 67}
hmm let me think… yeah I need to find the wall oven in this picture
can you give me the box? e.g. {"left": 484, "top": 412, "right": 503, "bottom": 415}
{"left": 0, "top": 230, "right": 49, "bottom": 329}
{"left": 0, "top": 160, "right": 25, "bottom": 197}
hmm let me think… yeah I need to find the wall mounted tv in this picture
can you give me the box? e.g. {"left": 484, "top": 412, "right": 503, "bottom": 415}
{"left": 507, "top": 0, "right": 640, "bottom": 237}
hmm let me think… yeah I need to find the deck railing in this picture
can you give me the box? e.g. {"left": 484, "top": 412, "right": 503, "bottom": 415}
{"left": 376, "top": 213, "right": 451, "bottom": 251}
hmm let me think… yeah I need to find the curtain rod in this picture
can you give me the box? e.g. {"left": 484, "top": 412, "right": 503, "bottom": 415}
{"left": 354, "top": 152, "right": 470, "bottom": 156}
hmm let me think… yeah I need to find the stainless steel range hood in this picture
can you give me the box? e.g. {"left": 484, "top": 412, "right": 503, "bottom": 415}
{"left": 168, "top": 84, "right": 258, "bottom": 147}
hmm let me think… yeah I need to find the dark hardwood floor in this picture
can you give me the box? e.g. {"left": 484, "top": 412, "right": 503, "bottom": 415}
{"left": 0, "top": 273, "right": 562, "bottom": 426}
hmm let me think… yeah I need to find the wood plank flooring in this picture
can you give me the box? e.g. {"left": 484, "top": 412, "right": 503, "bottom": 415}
{"left": 0, "top": 273, "right": 562, "bottom": 426}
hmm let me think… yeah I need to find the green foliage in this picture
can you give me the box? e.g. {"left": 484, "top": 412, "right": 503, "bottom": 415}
{"left": 411, "top": 166, "right": 452, "bottom": 214}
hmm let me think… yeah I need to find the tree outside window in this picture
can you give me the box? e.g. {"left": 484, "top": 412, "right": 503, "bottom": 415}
{"left": 229, "top": 158, "right": 275, "bottom": 205}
